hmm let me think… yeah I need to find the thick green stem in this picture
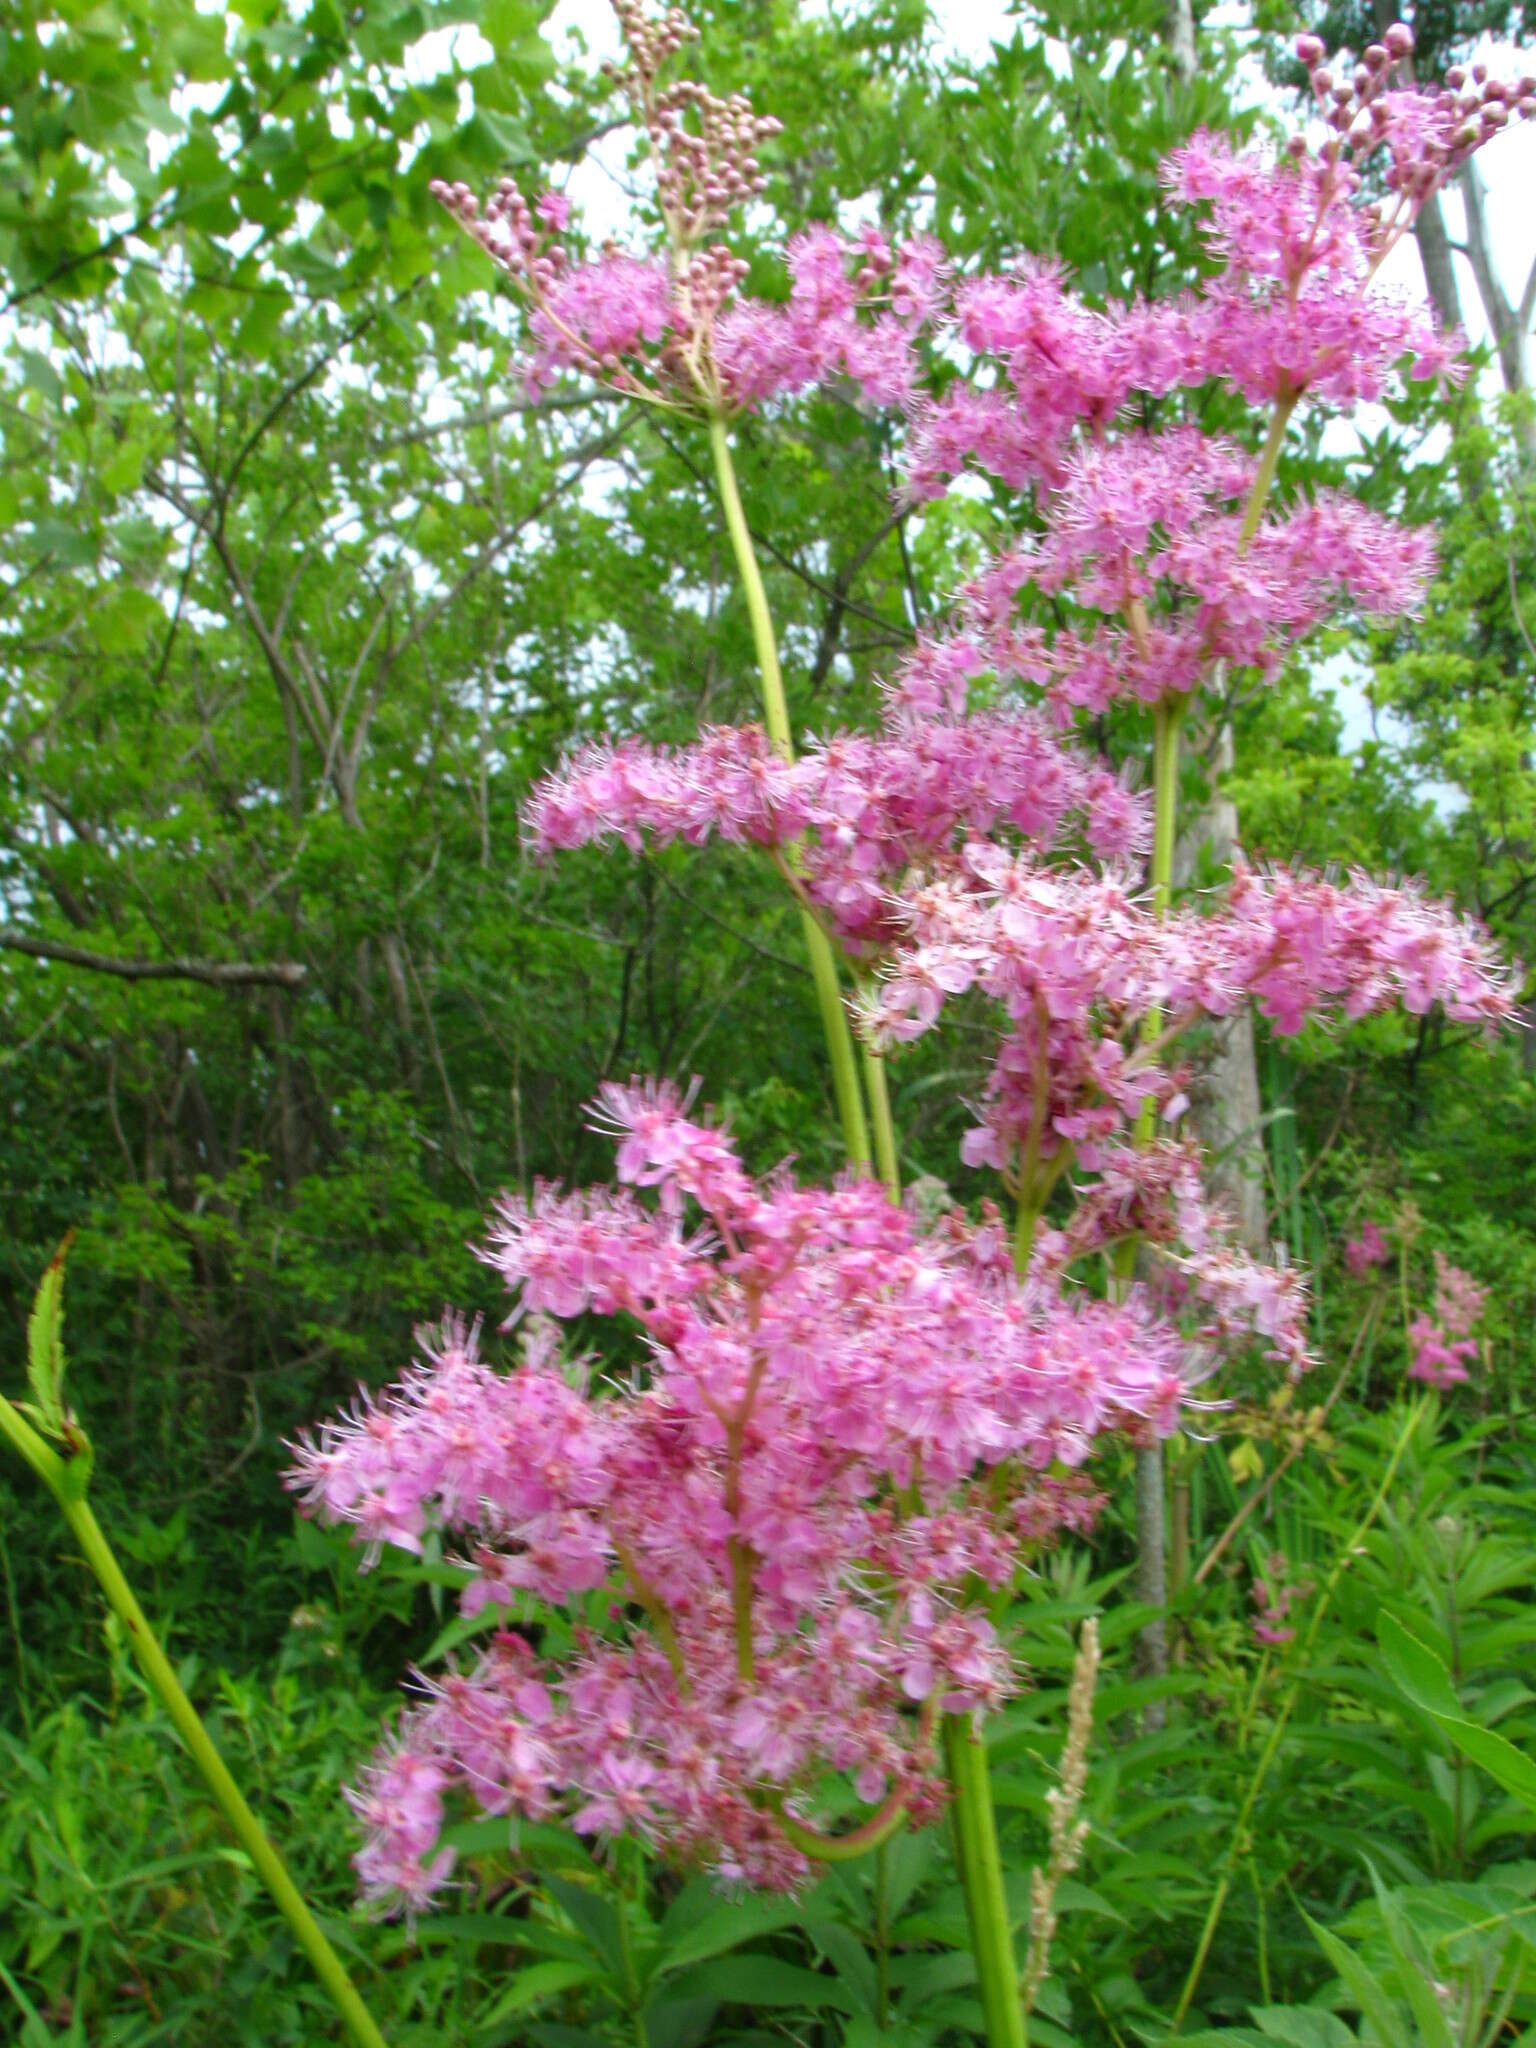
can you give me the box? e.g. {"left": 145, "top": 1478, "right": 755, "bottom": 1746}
{"left": 706, "top": 411, "right": 873, "bottom": 1173}
{"left": 875, "top": 1838, "right": 892, "bottom": 2030}
{"left": 0, "top": 1395, "right": 390, "bottom": 2048}
{"left": 1014, "top": 1201, "right": 1039, "bottom": 1272}
{"left": 943, "top": 1713, "right": 1028, "bottom": 2048}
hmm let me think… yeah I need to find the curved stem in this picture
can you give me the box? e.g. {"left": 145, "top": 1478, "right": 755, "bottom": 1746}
{"left": 0, "top": 1394, "right": 390, "bottom": 2048}
{"left": 779, "top": 1790, "right": 910, "bottom": 1864}
{"left": 706, "top": 411, "right": 873, "bottom": 1173}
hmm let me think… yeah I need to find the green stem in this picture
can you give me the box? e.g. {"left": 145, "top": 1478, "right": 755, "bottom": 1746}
{"left": 1239, "top": 395, "right": 1297, "bottom": 550}
{"left": 861, "top": 1037, "right": 901, "bottom": 1196}
{"left": 706, "top": 410, "right": 873, "bottom": 1174}
{"left": 1014, "top": 1200, "right": 1039, "bottom": 1273}
{"left": 943, "top": 1712, "right": 1027, "bottom": 2048}
{"left": 1166, "top": 1398, "right": 1427, "bottom": 2037}
{"left": 1130, "top": 694, "right": 1189, "bottom": 1152}
{"left": 0, "top": 1393, "right": 390, "bottom": 2048}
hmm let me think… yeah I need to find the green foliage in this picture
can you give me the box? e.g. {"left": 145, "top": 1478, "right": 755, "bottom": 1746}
{"left": 4, "top": 0, "right": 1536, "bottom": 2043}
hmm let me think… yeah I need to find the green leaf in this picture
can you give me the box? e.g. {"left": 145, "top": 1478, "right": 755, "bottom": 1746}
{"left": 1253, "top": 2009, "right": 1357, "bottom": 2048}
{"left": 0, "top": 1959, "right": 59, "bottom": 2047}
{"left": 663, "top": 1954, "right": 860, "bottom": 2013}
{"left": 543, "top": 1875, "right": 627, "bottom": 1979}
{"left": 638, "top": 1995, "right": 719, "bottom": 2048}
{"left": 439, "top": 1814, "right": 516, "bottom": 1857}
{"left": 1379, "top": 1613, "right": 1536, "bottom": 1817}
{"left": 1305, "top": 1914, "right": 1410, "bottom": 2048}
{"left": 477, "top": 1958, "right": 599, "bottom": 2027}
{"left": 653, "top": 1888, "right": 825, "bottom": 1977}
{"left": 25, "top": 1238, "right": 71, "bottom": 1434}
{"left": 1377, "top": 1614, "right": 1463, "bottom": 1720}
{"left": 1366, "top": 1867, "right": 1454, "bottom": 2048}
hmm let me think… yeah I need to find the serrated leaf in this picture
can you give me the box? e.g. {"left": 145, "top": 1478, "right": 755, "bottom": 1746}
{"left": 26, "top": 1238, "right": 73, "bottom": 1434}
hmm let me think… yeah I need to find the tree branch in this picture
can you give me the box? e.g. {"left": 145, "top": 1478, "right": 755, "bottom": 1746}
{"left": 0, "top": 934, "right": 306, "bottom": 989}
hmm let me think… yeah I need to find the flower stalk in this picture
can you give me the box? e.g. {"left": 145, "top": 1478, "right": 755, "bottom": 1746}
{"left": 0, "top": 1385, "right": 390, "bottom": 2048}
{"left": 706, "top": 410, "right": 874, "bottom": 1175}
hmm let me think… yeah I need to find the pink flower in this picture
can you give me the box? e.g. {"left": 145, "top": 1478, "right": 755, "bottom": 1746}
{"left": 288, "top": 1086, "right": 1215, "bottom": 1904}
{"left": 1345, "top": 1221, "right": 1390, "bottom": 1275}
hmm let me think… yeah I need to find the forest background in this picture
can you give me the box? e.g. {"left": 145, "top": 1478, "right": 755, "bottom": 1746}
{"left": 4, "top": 0, "right": 1536, "bottom": 2043}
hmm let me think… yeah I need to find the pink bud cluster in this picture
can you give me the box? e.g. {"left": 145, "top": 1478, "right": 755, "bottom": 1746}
{"left": 288, "top": 1083, "right": 1209, "bottom": 1905}
{"left": 1294, "top": 24, "right": 1534, "bottom": 227}
{"left": 524, "top": 714, "right": 1146, "bottom": 947}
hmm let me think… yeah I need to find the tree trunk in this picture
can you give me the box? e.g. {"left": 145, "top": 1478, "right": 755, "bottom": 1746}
{"left": 1460, "top": 159, "right": 1536, "bottom": 471}
{"left": 1412, "top": 187, "right": 1464, "bottom": 337}
{"left": 1163, "top": 0, "right": 1196, "bottom": 83}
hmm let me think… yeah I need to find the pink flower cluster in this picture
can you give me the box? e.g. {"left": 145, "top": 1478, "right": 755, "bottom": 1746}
{"left": 891, "top": 438, "right": 1436, "bottom": 725}
{"left": 1344, "top": 1219, "right": 1390, "bottom": 1275}
{"left": 862, "top": 848, "right": 1513, "bottom": 1171}
{"left": 525, "top": 714, "right": 1145, "bottom": 947}
{"left": 433, "top": 5, "right": 1526, "bottom": 445}
{"left": 316, "top": 7, "right": 1529, "bottom": 1927}
{"left": 430, "top": 8, "right": 944, "bottom": 410}
{"left": 1408, "top": 1251, "right": 1488, "bottom": 1388}
{"left": 1031, "top": 1138, "right": 1313, "bottom": 1378}
{"left": 288, "top": 1082, "right": 1214, "bottom": 1905}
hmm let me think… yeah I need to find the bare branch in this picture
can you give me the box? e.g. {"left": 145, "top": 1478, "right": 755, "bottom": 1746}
{"left": 1, "top": 933, "right": 306, "bottom": 989}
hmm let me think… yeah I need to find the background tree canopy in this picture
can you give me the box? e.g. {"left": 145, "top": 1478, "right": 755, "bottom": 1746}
{"left": 3, "top": 2, "right": 1535, "bottom": 2043}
